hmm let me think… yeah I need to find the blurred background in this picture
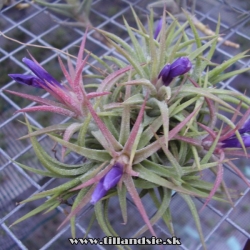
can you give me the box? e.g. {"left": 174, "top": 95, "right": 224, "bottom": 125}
{"left": 0, "top": 0, "right": 250, "bottom": 249}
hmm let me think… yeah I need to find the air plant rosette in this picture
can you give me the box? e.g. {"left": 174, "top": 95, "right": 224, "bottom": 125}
{"left": 6, "top": 9, "right": 250, "bottom": 249}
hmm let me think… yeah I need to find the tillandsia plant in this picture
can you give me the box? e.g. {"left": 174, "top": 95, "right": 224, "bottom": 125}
{"left": 6, "top": 8, "right": 250, "bottom": 249}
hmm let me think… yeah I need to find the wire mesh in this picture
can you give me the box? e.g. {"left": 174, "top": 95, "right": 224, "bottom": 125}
{"left": 0, "top": 0, "right": 250, "bottom": 249}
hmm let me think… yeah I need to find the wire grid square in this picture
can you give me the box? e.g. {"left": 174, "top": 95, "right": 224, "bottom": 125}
{"left": 0, "top": 0, "right": 250, "bottom": 249}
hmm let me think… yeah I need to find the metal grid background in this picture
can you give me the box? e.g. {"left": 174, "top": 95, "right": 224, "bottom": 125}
{"left": 0, "top": 0, "right": 250, "bottom": 249}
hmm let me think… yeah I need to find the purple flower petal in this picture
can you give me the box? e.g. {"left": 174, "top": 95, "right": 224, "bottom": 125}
{"left": 158, "top": 63, "right": 170, "bottom": 79}
{"left": 222, "top": 135, "right": 250, "bottom": 148}
{"left": 154, "top": 18, "right": 163, "bottom": 39}
{"left": 22, "top": 58, "right": 62, "bottom": 89}
{"left": 9, "top": 74, "right": 44, "bottom": 89}
{"left": 158, "top": 57, "right": 192, "bottom": 86}
{"left": 239, "top": 119, "right": 250, "bottom": 134}
{"left": 90, "top": 178, "right": 107, "bottom": 204}
{"left": 158, "top": 63, "right": 173, "bottom": 86}
{"left": 103, "top": 162, "right": 123, "bottom": 190}
{"left": 168, "top": 57, "right": 192, "bottom": 78}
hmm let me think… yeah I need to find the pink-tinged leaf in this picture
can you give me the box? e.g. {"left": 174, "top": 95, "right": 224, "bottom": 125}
{"left": 4, "top": 90, "right": 68, "bottom": 109}
{"left": 231, "top": 100, "right": 242, "bottom": 124}
{"left": 134, "top": 140, "right": 160, "bottom": 164}
{"left": 86, "top": 91, "right": 111, "bottom": 99}
{"left": 119, "top": 79, "right": 157, "bottom": 95}
{"left": 97, "top": 65, "right": 133, "bottom": 93}
{"left": 226, "top": 160, "right": 250, "bottom": 187}
{"left": 67, "top": 53, "right": 76, "bottom": 79}
{"left": 119, "top": 85, "right": 132, "bottom": 145}
{"left": 220, "top": 100, "right": 242, "bottom": 135}
{"left": 84, "top": 96, "right": 121, "bottom": 155}
{"left": 220, "top": 106, "right": 250, "bottom": 142}
{"left": 103, "top": 103, "right": 123, "bottom": 110}
{"left": 123, "top": 95, "right": 147, "bottom": 155}
{"left": 224, "top": 150, "right": 250, "bottom": 158}
{"left": 169, "top": 105, "right": 202, "bottom": 140}
{"left": 58, "top": 56, "right": 74, "bottom": 88}
{"left": 123, "top": 174, "right": 157, "bottom": 237}
{"left": 46, "top": 83, "right": 73, "bottom": 105}
{"left": 73, "top": 54, "right": 89, "bottom": 101}
{"left": 15, "top": 105, "right": 76, "bottom": 118}
{"left": 61, "top": 123, "right": 82, "bottom": 161}
{"left": 58, "top": 185, "right": 95, "bottom": 230}
{"left": 173, "top": 135, "right": 201, "bottom": 147}
{"left": 219, "top": 126, "right": 240, "bottom": 142}
{"left": 70, "top": 163, "right": 112, "bottom": 191}
{"left": 76, "top": 29, "right": 88, "bottom": 72}
{"left": 47, "top": 83, "right": 82, "bottom": 117}
{"left": 200, "top": 163, "right": 224, "bottom": 212}
{"left": 27, "top": 51, "right": 39, "bottom": 64}
{"left": 40, "top": 81, "right": 67, "bottom": 104}
{"left": 134, "top": 131, "right": 199, "bottom": 164}
{"left": 198, "top": 122, "right": 217, "bottom": 139}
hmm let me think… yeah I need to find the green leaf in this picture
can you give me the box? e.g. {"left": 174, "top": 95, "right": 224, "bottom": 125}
{"left": 141, "top": 159, "right": 179, "bottom": 179}
{"left": 209, "top": 67, "right": 250, "bottom": 84}
{"left": 150, "top": 98, "right": 169, "bottom": 151}
{"left": 49, "top": 134, "right": 111, "bottom": 162}
{"left": 178, "top": 86, "right": 240, "bottom": 112}
{"left": 133, "top": 187, "right": 171, "bottom": 237}
{"left": 94, "top": 202, "right": 113, "bottom": 236}
{"left": 70, "top": 187, "right": 90, "bottom": 238}
{"left": 11, "top": 199, "right": 58, "bottom": 227}
{"left": 123, "top": 17, "right": 147, "bottom": 66}
{"left": 117, "top": 183, "right": 128, "bottom": 224}
{"left": 21, "top": 177, "right": 82, "bottom": 203}
{"left": 189, "top": 37, "right": 218, "bottom": 61}
{"left": 208, "top": 51, "right": 248, "bottom": 83}
{"left": 179, "top": 194, "right": 207, "bottom": 250}
{"left": 14, "top": 161, "right": 66, "bottom": 178}
{"left": 200, "top": 127, "right": 222, "bottom": 165}
{"left": 135, "top": 164, "right": 203, "bottom": 197}
{"left": 18, "top": 123, "right": 72, "bottom": 140}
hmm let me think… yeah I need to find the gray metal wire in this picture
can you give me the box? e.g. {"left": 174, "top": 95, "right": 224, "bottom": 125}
{"left": 0, "top": 0, "right": 250, "bottom": 249}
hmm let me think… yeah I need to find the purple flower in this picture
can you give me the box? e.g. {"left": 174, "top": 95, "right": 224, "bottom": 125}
{"left": 158, "top": 57, "right": 192, "bottom": 86}
{"left": 90, "top": 162, "right": 123, "bottom": 204}
{"left": 90, "top": 178, "right": 108, "bottom": 205}
{"left": 8, "top": 74, "right": 45, "bottom": 89}
{"left": 103, "top": 162, "right": 123, "bottom": 190}
{"left": 158, "top": 63, "right": 171, "bottom": 85}
{"left": 23, "top": 58, "right": 62, "bottom": 87}
{"left": 239, "top": 119, "right": 250, "bottom": 134}
{"left": 169, "top": 57, "right": 192, "bottom": 77}
{"left": 154, "top": 18, "right": 163, "bottom": 39}
{"left": 222, "top": 119, "right": 250, "bottom": 148}
{"left": 222, "top": 135, "right": 250, "bottom": 148}
{"left": 9, "top": 58, "right": 63, "bottom": 89}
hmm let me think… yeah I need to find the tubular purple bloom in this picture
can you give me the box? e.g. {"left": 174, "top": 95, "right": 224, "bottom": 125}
{"left": 154, "top": 18, "right": 163, "bottom": 39}
{"left": 158, "top": 57, "right": 192, "bottom": 86}
{"left": 90, "top": 162, "right": 123, "bottom": 204}
{"left": 22, "top": 58, "right": 63, "bottom": 89}
{"left": 239, "top": 119, "right": 250, "bottom": 134}
{"left": 103, "top": 162, "right": 123, "bottom": 190}
{"left": 168, "top": 57, "right": 192, "bottom": 78}
{"left": 158, "top": 63, "right": 172, "bottom": 86}
{"left": 222, "top": 135, "right": 250, "bottom": 148}
{"left": 158, "top": 63, "right": 171, "bottom": 80}
{"left": 8, "top": 74, "right": 44, "bottom": 89}
{"left": 90, "top": 178, "right": 107, "bottom": 205}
